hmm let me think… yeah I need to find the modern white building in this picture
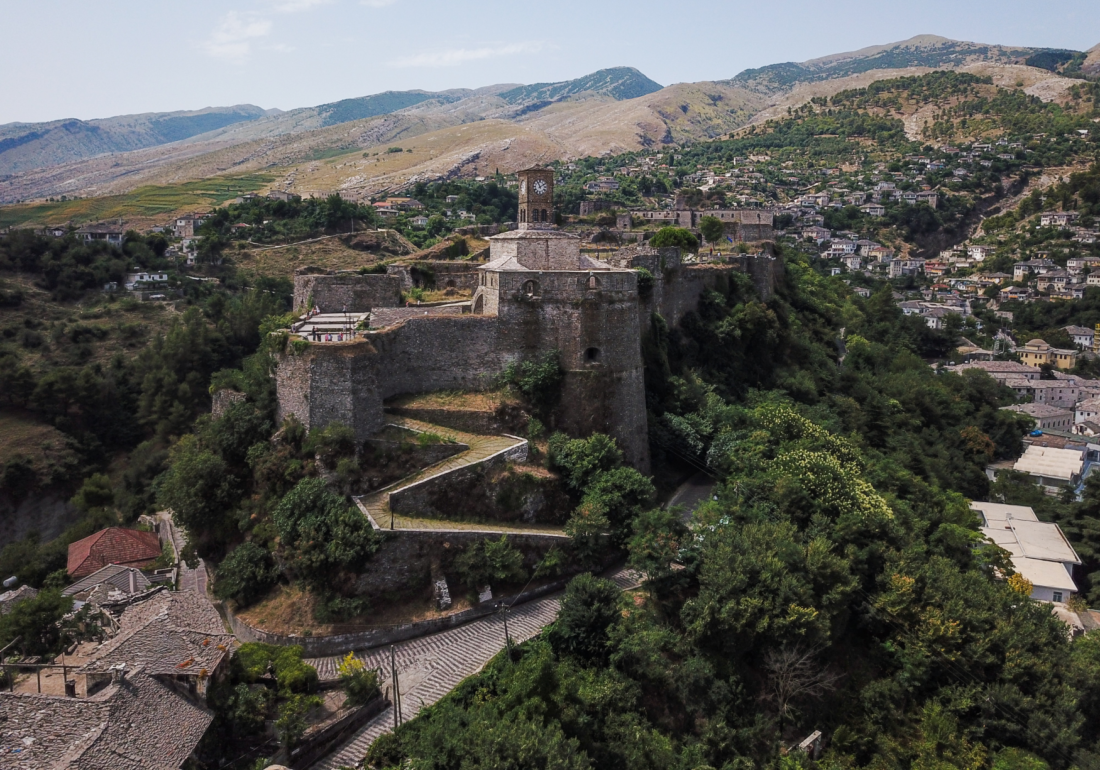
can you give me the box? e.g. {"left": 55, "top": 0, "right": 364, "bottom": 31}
{"left": 1011, "top": 444, "right": 1085, "bottom": 489}
{"left": 971, "top": 502, "right": 1080, "bottom": 604}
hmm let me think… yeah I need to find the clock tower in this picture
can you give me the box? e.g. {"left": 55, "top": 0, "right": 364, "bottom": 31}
{"left": 517, "top": 167, "right": 554, "bottom": 230}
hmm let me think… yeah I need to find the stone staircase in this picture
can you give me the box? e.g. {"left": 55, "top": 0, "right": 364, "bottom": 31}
{"left": 356, "top": 416, "right": 566, "bottom": 537}
{"left": 306, "top": 566, "right": 641, "bottom": 770}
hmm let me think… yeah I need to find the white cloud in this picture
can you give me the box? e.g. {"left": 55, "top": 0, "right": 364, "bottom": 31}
{"left": 389, "top": 41, "right": 547, "bottom": 68}
{"left": 272, "top": 0, "right": 334, "bottom": 12}
{"left": 203, "top": 12, "right": 273, "bottom": 62}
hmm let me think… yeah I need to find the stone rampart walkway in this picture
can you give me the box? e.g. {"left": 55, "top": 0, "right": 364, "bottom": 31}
{"left": 355, "top": 417, "right": 565, "bottom": 537}
{"left": 306, "top": 566, "right": 640, "bottom": 770}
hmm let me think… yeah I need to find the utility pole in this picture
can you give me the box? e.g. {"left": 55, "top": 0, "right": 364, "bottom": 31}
{"left": 390, "top": 645, "right": 402, "bottom": 728}
{"left": 498, "top": 602, "right": 512, "bottom": 657}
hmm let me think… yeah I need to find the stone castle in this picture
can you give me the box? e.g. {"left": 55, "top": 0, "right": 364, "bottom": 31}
{"left": 275, "top": 168, "right": 779, "bottom": 473}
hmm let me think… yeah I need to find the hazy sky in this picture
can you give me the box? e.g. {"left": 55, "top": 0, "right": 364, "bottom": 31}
{"left": 2, "top": 0, "right": 1099, "bottom": 125}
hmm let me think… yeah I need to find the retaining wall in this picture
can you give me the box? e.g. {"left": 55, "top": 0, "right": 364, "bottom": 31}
{"left": 387, "top": 440, "right": 528, "bottom": 517}
{"left": 225, "top": 576, "right": 569, "bottom": 657}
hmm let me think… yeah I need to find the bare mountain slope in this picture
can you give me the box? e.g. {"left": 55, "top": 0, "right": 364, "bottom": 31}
{"left": 1, "top": 37, "right": 1092, "bottom": 208}
{"left": 728, "top": 35, "right": 1068, "bottom": 95}
{"left": 0, "top": 105, "right": 276, "bottom": 177}
{"left": 1084, "top": 43, "right": 1100, "bottom": 77}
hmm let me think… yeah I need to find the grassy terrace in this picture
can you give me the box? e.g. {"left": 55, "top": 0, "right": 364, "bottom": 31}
{"left": 0, "top": 173, "right": 274, "bottom": 229}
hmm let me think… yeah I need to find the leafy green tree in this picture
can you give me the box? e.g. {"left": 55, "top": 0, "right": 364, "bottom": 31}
{"left": 628, "top": 507, "right": 688, "bottom": 583}
{"left": 699, "top": 216, "right": 726, "bottom": 245}
{"left": 233, "top": 642, "right": 319, "bottom": 694}
{"left": 578, "top": 466, "right": 655, "bottom": 544}
{"left": 275, "top": 693, "right": 322, "bottom": 749}
{"left": 71, "top": 473, "right": 114, "bottom": 512}
{"left": 272, "top": 478, "right": 379, "bottom": 584}
{"left": 549, "top": 433, "right": 623, "bottom": 490}
{"left": 649, "top": 227, "right": 699, "bottom": 251}
{"left": 546, "top": 573, "right": 621, "bottom": 664}
{"left": 157, "top": 434, "right": 237, "bottom": 538}
{"left": 0, "top": 589, "right": 74, "bottom": 656}
{"left": 214, "top": 542, "right": 280, "bottom": 607}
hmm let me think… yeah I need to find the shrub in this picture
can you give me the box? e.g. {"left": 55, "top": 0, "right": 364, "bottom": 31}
{"left": 455, "top": 536, "right": 526, "bottom": 590}
{"left": 579, "top": 466, "right": 655, "bottom": 544}
{"left": 337, "top": 653, "right": 380, "bottom": 706}
{"left": 304, "top": 422, "right": 357, "bottom": 467}
{"left": 546, "top": 573, "right": 621, "bottom": 663}
{"left": 235, "top": 642, "right": 319, "bottom": 695}
{"left": 214, "top": 542, "right": 280, "bottom": 607}
{"left": 71, "top": 473, "right": 114, "bottom": 511}
{"left": 548, "top": 433, "right": 623, "bottom": 490}
{"left": 503, "top": 352, "right": 563, "bottom": 418}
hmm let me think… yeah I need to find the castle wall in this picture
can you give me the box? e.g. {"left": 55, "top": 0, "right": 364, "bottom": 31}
{"left": 655, "top": 265, "right": 732, "bottom": 327}
{"left": 277, "top": 268, "right": 652, "bottom": 472}
{"left": 386, "top": 261, "right": 481, "bottom": 292}
{"left": 276, "top": 344, "right": 386, "bottom": 437}
{"left": 293, "top": 273, "right": 402, "bottom": 313}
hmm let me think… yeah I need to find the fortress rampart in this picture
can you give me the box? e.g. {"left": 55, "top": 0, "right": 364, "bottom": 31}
{"left": 275, "top": 170, "right": 783, "bottom": 477}
{"left": 293, "top": 271, "right": 402, "bottom": 313}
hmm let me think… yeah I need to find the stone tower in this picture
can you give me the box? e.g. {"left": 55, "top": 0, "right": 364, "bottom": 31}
{"left": 517, "top": 167, "right": 555, "bottom": 229}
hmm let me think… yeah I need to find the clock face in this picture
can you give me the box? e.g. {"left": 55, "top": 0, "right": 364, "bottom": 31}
{"left": 533, "top": 179, "right": 548, "bottom": 195}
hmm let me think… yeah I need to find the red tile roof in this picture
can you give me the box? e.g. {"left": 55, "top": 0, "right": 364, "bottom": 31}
{"left": 67, "top": 528, "right": 162, "bottom": 578}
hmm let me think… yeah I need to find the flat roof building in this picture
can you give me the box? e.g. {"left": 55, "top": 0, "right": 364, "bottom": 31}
{"left": 971, "top": 502, "right": 1080, "bottom": 603}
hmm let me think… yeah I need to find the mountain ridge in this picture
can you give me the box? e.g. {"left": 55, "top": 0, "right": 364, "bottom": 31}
{"left": 727, "top": 34, "right": 1071, "bottom": 94}
{"left": 1, "top": 35, "right": 1096, "bottom": 206}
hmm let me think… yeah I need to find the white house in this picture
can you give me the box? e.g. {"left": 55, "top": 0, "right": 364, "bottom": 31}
{"left": 125, "top": 272, "right": 168, "bottom": 290}
{"left": 1076, "top": 397, "right": 1100, "bottom": 425}
{"left": 968, "top": 245, "right": 995, "bottom": 262}
{"left": 971, "top": 502, "right": 1080, "bottom": 604}
{"left": 1001, "top": 403, "right": 1074, "bottom": 431}
{"left": 1040, "top": 211, "right": 1079, "bottom": 228}
{"left": 1064, "top": 325, "right": 1095, "bottom": 350}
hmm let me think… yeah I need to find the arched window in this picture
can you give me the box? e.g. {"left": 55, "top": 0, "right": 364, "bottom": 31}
{"left": 585, "top": 347, "right": 601, "bottom": 362}
{"left": 520, "top": 208, "right": 526, "bottom": 223}
{"left": 541, "top": 209, "right": 548, "bottom": 222}
{"left": 587, "top": 275, "right": 600, "bottom": 289}
{"left": 523, "top": 280, "right": 539, "bottom": 297}
{"left": 472, "top": 295, "right": 485, "bottom": 315}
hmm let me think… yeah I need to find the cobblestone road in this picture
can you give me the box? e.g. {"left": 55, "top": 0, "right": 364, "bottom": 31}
{"left": 307, "top": 567, "right": 640, "bottom": 770}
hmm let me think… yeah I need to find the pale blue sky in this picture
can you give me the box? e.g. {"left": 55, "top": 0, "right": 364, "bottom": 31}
{"left": 2, "top": 0, "right": 1098, "bottom": 125}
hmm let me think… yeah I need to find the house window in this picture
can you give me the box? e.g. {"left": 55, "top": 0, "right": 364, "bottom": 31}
{"left": 1053, "top": 591, "right": 1064, "bottom": 603}
{"left": 523, "top": 280, "right": 539, "bottom": 297}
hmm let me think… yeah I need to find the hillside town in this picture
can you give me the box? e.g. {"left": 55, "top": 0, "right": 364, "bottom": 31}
{"left": 5, "top": 18, "right": 1100, "bottom": 770}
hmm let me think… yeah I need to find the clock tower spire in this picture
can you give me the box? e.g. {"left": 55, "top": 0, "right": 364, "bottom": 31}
{"left": 517, "top": 167, "right": 554, "bottom": 230}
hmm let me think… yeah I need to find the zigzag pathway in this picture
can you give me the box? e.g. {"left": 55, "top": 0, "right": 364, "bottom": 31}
{"left": 307, "top": 567, "right": 640, "bottom": 770}
{"left": 356, "top": 416, "right": 564, "bottom": 536}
